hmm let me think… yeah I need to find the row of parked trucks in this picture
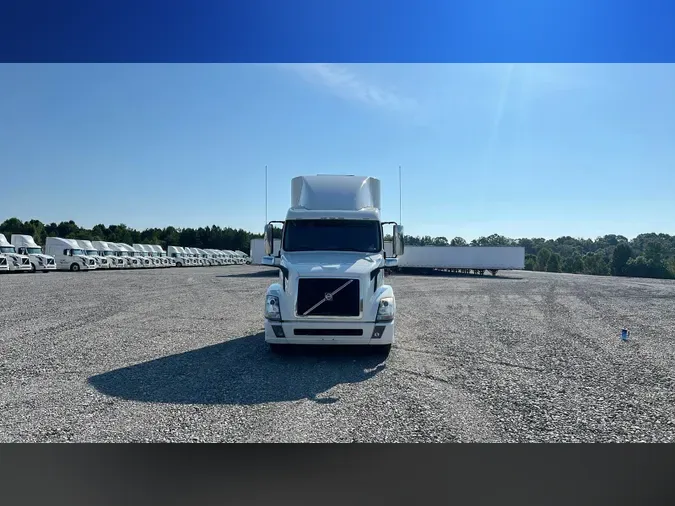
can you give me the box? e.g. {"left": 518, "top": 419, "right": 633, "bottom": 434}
{"left": 0, "top": 233, "right": 251, "bottom": 273}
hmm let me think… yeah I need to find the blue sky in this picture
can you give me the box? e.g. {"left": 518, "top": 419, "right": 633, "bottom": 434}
{"left": 1, "top": 63, "right": 674, "bottom": 240}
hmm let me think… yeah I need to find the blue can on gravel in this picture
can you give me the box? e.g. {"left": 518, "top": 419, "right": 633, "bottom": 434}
{"left": 621, "top": 327, "right": 630, "bottom": 341}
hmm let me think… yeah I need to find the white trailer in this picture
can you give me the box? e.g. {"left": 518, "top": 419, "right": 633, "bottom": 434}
{"left": 250, "top": 238, "right": 281, "bottom": 265}
{"left": 384, "top": 242, "right": 524, "bottom": 276}
{"left": 10, "top": 234, "right": 56, "bottom": 272}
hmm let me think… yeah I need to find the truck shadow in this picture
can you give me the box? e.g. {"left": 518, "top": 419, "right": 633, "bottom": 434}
{"left": 87, "top": 333, "right": 387, "bottom": 406}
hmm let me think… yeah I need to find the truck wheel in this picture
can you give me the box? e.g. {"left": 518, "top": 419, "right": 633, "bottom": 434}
{"left": 30, "top": 263, "right": 36, "bottom": 273}
{"left": 70, "top": 263, "right": 80, "bottom": 272}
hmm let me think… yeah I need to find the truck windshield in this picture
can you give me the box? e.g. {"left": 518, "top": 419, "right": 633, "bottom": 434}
{"left": 0, "top": 246, "right": 16, "bottom": 253}
{"left": 283, "top": 219, "right": 381, "bottom": 253}
{"left": 104, "top": 251, "right": 114, "bottom": 256}
{"left": 86, "top": 250, "right": 98, "bottom": 256}
{"left": 71, "top": 249, "right": 85, "bottom": 255}
{"left": 27, "top": 247, "right": 42, "bottom": 254}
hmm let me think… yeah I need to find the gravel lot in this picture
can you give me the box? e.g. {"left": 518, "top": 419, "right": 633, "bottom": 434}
{"left": 1, "top": 265, "right": 674, "bottom": 442}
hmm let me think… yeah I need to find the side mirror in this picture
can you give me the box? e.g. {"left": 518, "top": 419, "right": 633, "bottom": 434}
{"left": 264, "top": 223, "right": 275, "bottom": 256}
{"left": 384, "top": 257, "right": 398, "bottom": 268}
{"left": 393, "top": 224, "right": 405, "bottom": 257}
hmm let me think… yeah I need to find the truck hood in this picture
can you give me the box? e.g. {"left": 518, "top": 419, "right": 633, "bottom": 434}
{"left": 282, "top": 251, "right": 384, "bottom": 277}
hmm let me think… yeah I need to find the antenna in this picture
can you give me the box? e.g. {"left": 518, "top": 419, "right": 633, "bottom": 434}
{"left": 265, "top": 165, "right": 268, "bottom": 225}
{"left": 398, "top": 165, "right": 402, "bottom": 224}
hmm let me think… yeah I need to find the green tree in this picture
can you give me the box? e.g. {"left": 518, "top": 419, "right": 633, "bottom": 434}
{"left": 450, "top": 237, "right": 467, "bottom": 246}
{"left": 546, "top": 252, "right": 562, "bottom": 272}
{"left": 536, "top": 248, "right": 552, "bottom": 271}
{"left": 524, "top": 254, "right": 537, "bottom": 271}
{"left": 611, "top": 243, "right": 632, "bottom": 276}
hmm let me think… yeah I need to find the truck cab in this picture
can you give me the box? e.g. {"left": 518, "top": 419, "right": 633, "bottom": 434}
{"left": 261, "top": 175, "right": 404, "bottom": 354}
{"left": 234, "top": 250, "right": 252, "bottom": 264}
{"left": 45, "top": 237, "right": 97, "bottom": 271}
{"left": 150, "top": 245, "right": 173, "bottom": 267}
{"left": 109, "top": 243, "right": 138, "bottom": 268}
{"left": 0, "top": 233, "right": 32, "bottom": 272}
{"left": 77, "top": 239, "right": 111, "bottom": 269}
{"left": 120, "top": 243, "right": 150, "bottom": 267}
{"left": 167, "top": 245, "right": 190, "bottom": 267}
{"left": 196, "top": 248, "right": 213, "bottom": 266}
{"left": 92, "top": 240, "right": 124, "bottom": 268}
{"left": 10, "top": 234, "right": 56, "bottom": 272}
{"left": 134, "top": 244, "right": 161, "bottom": 267}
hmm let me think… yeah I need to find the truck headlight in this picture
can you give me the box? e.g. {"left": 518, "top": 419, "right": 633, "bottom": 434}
{"left": 265, "top": 295, "right": 281, "bottom": 320}
{"left": 376, "top": 297, "right": 395, "bottom": 321}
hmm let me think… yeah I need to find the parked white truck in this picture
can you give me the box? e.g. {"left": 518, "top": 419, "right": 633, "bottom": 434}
{"left": 76, "top": 239, "right": 111, "bottom": 269}
{"left": 109, "top": 243, "right": 139, "bottom": 268}
{"left": 261, "top": 175, "right": 404, "bottom": 354}
{"left": 150, "top": 245, "right": 174, "bottom": 267}
{"left": 167, "top": 245, "right": 190, "bottom": 267}
{"left": 45, "top": 237, "right": 97, "bottom": 271}
{"left": 0, "top": 233, "right": 32, "bottom": 272}
{"left": 92, "top": 240, "right": 125, "bottom": 268}
{"left": 10, "top": 234, "right": 57, "bottom": 272}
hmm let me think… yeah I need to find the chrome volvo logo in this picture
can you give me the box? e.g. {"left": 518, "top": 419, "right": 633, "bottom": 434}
{"left": 324, "top": 292, "right": 333, "bottom": 302}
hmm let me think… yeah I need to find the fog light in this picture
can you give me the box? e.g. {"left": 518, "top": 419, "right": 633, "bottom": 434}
{"left": 272, "top": 325, "right": 285, "bottom": 338}
{"left": 371, "top": 325, "right": 386, "bottom": 339}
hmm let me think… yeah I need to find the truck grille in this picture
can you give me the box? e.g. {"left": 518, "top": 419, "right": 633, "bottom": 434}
{"left": 46, "top": 258, "right": 55, "bottom": 265}
{"left": 21, "top": 258, "right": 30, "bottom": 265}
{"left": 0, "top": 258, "right": 6, "bottom": 265}
{"left": 296, "top": 278, "right": 360, "bottom": 317}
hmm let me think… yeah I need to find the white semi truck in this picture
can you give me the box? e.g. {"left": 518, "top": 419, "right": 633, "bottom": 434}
{"left": 261, "top": 174, "right": 404, "bottom": 354}
{"left": 150, "top": 245, "right": 174, "bottom": 267}
{"left": 10, "top": 234, "right": 57, "bottom": 272}
{"left": 0, "top": 233, "right": 32, "bottom": 272}
{"left": 77, "top": 239, "right": 111, "bottom": 269}
{"left": 167, "top": 246, "right": 190, "bottom": 267}
{"left": 234, "top": 250, "right": 252, "bottom": 264}
{"left": 45, "top": 237, "right": 97, "bottom": 271}
{"left": 109, "top": 243, "right": 139, "bottom": 268}
{"left": 92, "top": 240, "right": 125, "bottom": 268}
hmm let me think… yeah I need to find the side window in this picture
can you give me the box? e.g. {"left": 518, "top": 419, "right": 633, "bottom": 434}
{"left": 63, "top": 249, "right": 68, "bottom": 256}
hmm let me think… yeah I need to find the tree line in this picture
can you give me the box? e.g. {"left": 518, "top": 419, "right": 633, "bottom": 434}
{"left": 2, "top": 217, "right": 674, "bottom": 280}
{"left": 392, "top": 233, "right": 675, "bottom": 280}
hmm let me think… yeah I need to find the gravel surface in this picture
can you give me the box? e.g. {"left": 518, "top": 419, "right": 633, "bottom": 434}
{"left": 1, "top": 266, "right": 674, "bottom": 442}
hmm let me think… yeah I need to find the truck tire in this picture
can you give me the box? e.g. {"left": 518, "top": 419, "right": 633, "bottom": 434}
{"left": 70, "top": 263, "right": 80, "bottom": 272}
{"left": 30, "top": 263, "right": 36, "bottom": 272}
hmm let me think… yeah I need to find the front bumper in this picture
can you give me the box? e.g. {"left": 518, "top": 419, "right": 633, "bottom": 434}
{"left": 264, "top": 319, "right": 394, "bottom": 345}
{"left": 10, "top": 262, "right": 32, "bottom": 272}
{"left": 36, "top": 262, "right": 57, "bottom": 271}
